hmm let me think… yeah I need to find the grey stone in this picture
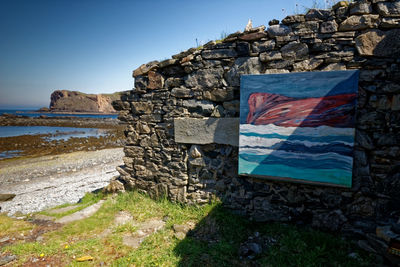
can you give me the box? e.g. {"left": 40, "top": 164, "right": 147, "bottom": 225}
{"left": 292, "top": 58, "right": 323, "bottom": 71}
{"left": 354, "top": 150, "right": 368, "bottom": 166}
{"left": 185, "top": 67, "right": 225, "bottom": 88}
{"left": 189, "top": 145, "right": 202, "bottom": 158}
{"left": 201, "top": 49, "right": 237, "bottom": 59}
{"left": 252, "top": 40, "right": 276, "bottom": 53}
{"left": 266, "top": 59, "right": 293, "bottom": 69}
{"left": 268, "top": 19, "right": 279, "bottom": 26}
{"left": 131, "top": 101, "right": 153, "bottom": 114}
{"left": 312, "top": 210, "right": 347, "bottom": 231}
{"left": 392, "top": 95, "right": 400, "bottom": 111}
{"left": 172, "top": 48, "right": 197, "bottom": 60}
{"left": 263, "top": 69, "right": 290, "bottom": 74}
{"left": 159, "top": 58, "right": 178, "bottom": 68}
{"left": 225, "top": 57, "right": 262, "bottom": 86}
{"left": 203, "top": 88, "right": 234, "bottom": 102}
{"left": 267, "top": 24, "right": 292, "bottom": 37}
{"left": 381, "top": 17, "right": 400, "bottom": 28}
{"left": 182, "top": 99, "right": 215, "bottom": 115}
{"left": 165, "top": 77, "right": 183, "bottom": 88}
{"left": 376, "top": 226, "right": 399, "bottom": 242}
{"left": 320, "top": 20, "right": 338, "bottom": 33}
{"left": 305, "top": 9, "right": 332, "bottom": 21}
{"left": 223, "top": 100, "right": 240, "bottom": 113}
{"left": 280, "top": 42, "right": 309, "bottom": 60}
{"left": 236, "top": 42, "right": 251, "bottom": 57}
{"left": 211, "top": 105, "right": 225, "bottom": 117}
{"left": 339, "top": 15, "right": 379, "bottom": 31}
{"left": 377, "top": 1, "right": 400, "bottom": 17}
{"left": 356, "top": 131, "right": 374, "bottom": 150}
{"left": 281, "top": 15, "right": 305, "bottom": 24}
{"left": 0, "top": 255, "right": 17, "bottom": 266}
{"left": 134, "top": 76, "right": 148, "bottom": 91}
{"left": 350, "top": 0, "right": 372, "bottom": 15}
{"left": 259, "top": 51, "right": 282, "bottom": 62}
{"left": 355, "top": 29, "right": 400, "bottom": 57}
{"left": 171, "top": 87, "right": 193, "bottom": 98}
{"left": 55, "top": 200, "right": 105, "bottom": 224}
{"left": 174, "top": 117, "right": 239, "bottom": 146}
{"left": 321, "top": 63, "right": 346, "bottom": 71}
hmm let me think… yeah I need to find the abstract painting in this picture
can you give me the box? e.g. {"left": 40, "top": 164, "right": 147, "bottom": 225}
{"left": 239, "top": 71, "right": 359, "bottom": 187}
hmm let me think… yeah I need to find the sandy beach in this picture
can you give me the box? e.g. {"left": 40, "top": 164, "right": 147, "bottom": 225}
{"left": 0, "top": 148, "right": 124, "bottom": 215}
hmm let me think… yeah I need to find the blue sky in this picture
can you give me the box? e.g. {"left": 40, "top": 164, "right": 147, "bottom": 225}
{"left": 0, "top": 0, "right": 330, "bottom": 109}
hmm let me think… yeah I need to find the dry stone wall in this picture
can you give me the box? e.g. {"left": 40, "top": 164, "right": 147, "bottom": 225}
{"left": 113, "top": 0, "right": 400, "bottom": 259}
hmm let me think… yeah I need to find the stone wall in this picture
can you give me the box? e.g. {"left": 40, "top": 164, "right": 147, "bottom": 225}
{"left": 113, "top": 0, "right": 400, "bottom": 259}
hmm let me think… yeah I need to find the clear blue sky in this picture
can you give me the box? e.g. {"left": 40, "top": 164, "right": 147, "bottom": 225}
{"left": 0, "top": 0, "right": 327, "bottom": 109}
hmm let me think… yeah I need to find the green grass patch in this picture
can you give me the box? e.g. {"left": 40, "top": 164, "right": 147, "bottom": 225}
{"left": 1, "top": 191, "right": 372, "bottom": 266}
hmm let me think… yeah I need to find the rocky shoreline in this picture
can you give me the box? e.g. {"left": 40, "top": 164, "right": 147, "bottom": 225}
{"left": 0, "top": 114, "right": 126, "bottom": 215}
{"left": 0, "top": 148, "right": 124, "bottom": 215}
{"left": 0, "top": 113, "right": 121, "bottom": 128}
{"left": 0, "top": 114, "right": 125, "bottom": 160}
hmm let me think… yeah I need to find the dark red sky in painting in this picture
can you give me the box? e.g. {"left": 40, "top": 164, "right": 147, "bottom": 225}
{"left": 247, "top": 92, "right": 357, "bottom": 128}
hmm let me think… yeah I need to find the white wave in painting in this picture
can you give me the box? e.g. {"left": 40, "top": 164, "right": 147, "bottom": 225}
{"left": 240, "top": 124, "right": 355, "bottom": 137}
{"left": 239, "top": 135, "right": 352, "bottom": 148}
{"left": 240, "top": 147, "right": 352, "bottom": 163}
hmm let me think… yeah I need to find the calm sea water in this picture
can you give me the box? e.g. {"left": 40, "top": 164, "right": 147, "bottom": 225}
{"left": 0, "top": 109, "right": 116, "bottom": 159}
{"left": 0, "top": 109, "right": 118, "bottom": 119}
{"left": 0, "top": 126, "right": 109, "bottom": 140}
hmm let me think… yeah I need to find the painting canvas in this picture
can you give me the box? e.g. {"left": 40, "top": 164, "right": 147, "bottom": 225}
{"left": 239, "top": 71, "right": 359, "bottom": 187}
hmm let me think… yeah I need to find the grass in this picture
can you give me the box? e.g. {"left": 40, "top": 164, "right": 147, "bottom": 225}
{"left": 1, "top": 191, "right": 372, "bottom": 266}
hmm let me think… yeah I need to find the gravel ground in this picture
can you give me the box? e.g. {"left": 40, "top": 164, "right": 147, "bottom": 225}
{"left": 0, "top": 148, "right": 124, "bottom": 215}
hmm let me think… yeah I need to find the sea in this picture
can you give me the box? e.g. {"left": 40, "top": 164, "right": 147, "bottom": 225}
{"left": 0, "top": 109, "right": 118, "bottom": 159}
{"left": 0, "top": 109, "right": 118, "bottom": 119}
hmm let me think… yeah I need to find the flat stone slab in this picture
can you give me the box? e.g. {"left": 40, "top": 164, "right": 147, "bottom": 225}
{"left": 55, "top": 200, "right": 105, "bottom": 224}
{"left": 48, "top": 205, "right": 80, "bottom": 214}
{"left": 122, "top": 219, "right": 165, "bottom": 248}
{"left": 174, "top": 118, "right": 239, "bottom": 146}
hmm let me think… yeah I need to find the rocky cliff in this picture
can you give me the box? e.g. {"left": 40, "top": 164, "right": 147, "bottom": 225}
{"left": 49, "top": 90, "right": 123, "bottom": 113}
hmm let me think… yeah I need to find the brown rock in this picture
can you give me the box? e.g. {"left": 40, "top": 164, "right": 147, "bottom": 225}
{"left": 132, "top": 60, "right": 159, "bottom": 77}
{"left": 239, "top": 32, "right": 268, "bottom": 41}
{"left": 0, "top": 194, "right": 16, "bottom": 202}
{"left": 147, "top": 71, "right": 164, "bottom": 90}
{"left": 103, "top": 179, "right": 125, "bottom": 194}
{"left": 49, "top": 90, "right": 121, "bottom": 113}
{"left": 332, "top": 1, "right": 349, "bottom": 10}
{"left": 159, "top": 59, "right": 178, "bottom": 68}
{"left": 131, "top": 101, "right": 153, "bottom": 114}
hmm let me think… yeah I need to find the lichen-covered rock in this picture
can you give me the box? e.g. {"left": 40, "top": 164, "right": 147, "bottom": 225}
{"left": 355, "top": 29, "right": 400, "bottom": 57}
{"left": 376, "top": 1, "right": 400, "bottom": 17}
{"left": 225, "top": 57, "right": 262, "bottom": 86}
{"left": 339, "top": 15, "right": 379, "bottom": 31}
{"left": 267, "top": 24, "right": 291, "bottom": 37}
{"left": 133, "top": 61, "right": 159, "bottom": 77}
{"left": 185, "top": 68, "right": 225, "bottom": 88}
